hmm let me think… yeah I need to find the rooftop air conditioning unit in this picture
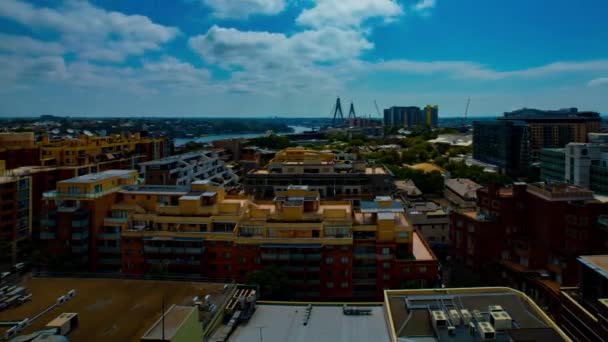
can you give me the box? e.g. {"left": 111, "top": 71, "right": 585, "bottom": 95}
{"left": 447, "top": 325, "right": 456, "bottom": 335}
{"left": 488, "top": 305, "right": 503, "bottom": 312}
{"left": 431, "top": 310, "right": 447, "bottom": 328}
{"left": 477, "top": 322, "right": 496, "bottom": 340}
{"left": 489, "top": 311, "right": 512, "bottom": 330}
{"left": 460, "top": 309, "right": 472, "bottom": 325}
{"left": 473, "top": 310, "right": 484, "bottom": 322}
{"left": 449, "top": 309, "right": 461, "bottom": 326}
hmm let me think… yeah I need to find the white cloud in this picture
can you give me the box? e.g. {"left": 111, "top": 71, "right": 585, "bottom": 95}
{"left": 588, "top": 77, "right": 608, "bottom": 87}
{"left": 0, "top": 33, "right": 65, "bottom": 56}
{"left": 202, "top": 0, "right": 285, "bottom": 18}
{"left": 296, "top": 0, "right": 402, "bottom": 28}
{"left": 413, "top": 0, "right": 436, "bottom": 11}
{"left": 0, "top": 0, "right": 179, "bottom": 62}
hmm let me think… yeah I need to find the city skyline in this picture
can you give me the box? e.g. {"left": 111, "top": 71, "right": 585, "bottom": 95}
{"left": 1, "top": 0, "right": 608, "bottom": 117}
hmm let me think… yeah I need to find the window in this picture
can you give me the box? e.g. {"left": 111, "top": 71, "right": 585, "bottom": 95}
{"left": 326, "top": 282, "right": 334, "bottom": 288}
{"left": 341, "top": 269, "right": 349, "bottom": 276}
{"left": 419, "top": 266, "right": 427, "bottom": 273}
{"left": 382, "top": 274, "right": 390, "bottom": 280}
{"left": 340, "top": 282, "right": 349, "bottom": 288}
{"left": 381, "top": 248, "right": 390, "bottom": 255}
{"left": 383, "top": 262, "right": 390, "bottom": 269}
{"left": 325, "top": 257, "right": 334, "bottom": 264}
{"left": 340, "top": 257, "right": 349, "bottom": 264}
{"left": 397, "top": 231, "right": 409, "bottom": 239}
{"left": 224, "top": 252, "right": 231, "bottom": 258}
{"left": 402, "top": 267, "right": 410, "bottom": 273}
{"left": 239, "top": 257, "right": 246, "bottom": 263}
{"left": 254, "top": 257, "right": 260, "bottom": 264}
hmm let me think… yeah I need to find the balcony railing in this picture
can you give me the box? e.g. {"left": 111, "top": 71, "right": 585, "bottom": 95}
{"left": 72, "top": 231, "right": 90, "bottom": 240}
{"left": 71, "top": 245, "right": 88, "bottom": 254}
{"left": 40, "top": 219, "right": 56, "bottom": 227}
{"left": 354, "top": 253, "right": 376, "bottom": 259}
{"left": 104, "top": 217, "right": 128, "bottom": 226}
{"left": 98, "top": 246, "right": 120, "bottom": 253}
{"left": 40, "top": 232, "right": 56, "bottom": 240}
{"left": 98, "top": 258, "right": 121, "bottom": 265}
{"left": 98, "top": 232, "right": 120, "bottom": 240}
{"left": 72, "top": 220, "right": 89, "bottom": 228}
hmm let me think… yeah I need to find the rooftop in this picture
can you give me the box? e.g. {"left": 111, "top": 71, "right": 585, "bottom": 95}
{"left": 59, "top": 170, "right": 135, "bottom": 184}
{"left": 445, "top": 178, "right": 482, "bottom": 199}
{"left": 121, "top": 184, "right": 190, "bottom": 195}
{"left": 579, "top": 255, "right": 608, "bottom": 279}
{"left": 141, "top": 305, "right": 195, "bottom": 341}
{"left": 139, "top": 151, "right": 215, "bottom": 166}
{"left": 385, "top": 287, "right": 570, "bottom": 342}
{"left": 408, "top": 163, "right": 447, "bottom": 174}
{"left": 227, "top": 304, "right": 390, "bottom": 342}
{"left": 527, "top": 182, "right": 595, "bottom": 201}
{"left": 0, "top": 277, "right": 226, "bottom": 342}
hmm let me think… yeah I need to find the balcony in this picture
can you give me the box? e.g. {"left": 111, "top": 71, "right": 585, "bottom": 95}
{"left": 71, "top": 245, "right": 88, "bottom": 254}
{"left": 98, "top": 258, "right": 121, "bottom": 265}
{"left": 98, "top": 232, "right": 120, "bottom": 240}
{"left": 143, "top": 246, "right": 160, "bottom": 253}
{"left": 184, "top": 248, "right": 203, "bottom": 254}
{"left": 40, "top": 219, "right": 56, "bottom": 227}
{"left": 72, "top": 220, "right": 89, "bottom": 228}
{"left": 377, "top": 254, "right": 394, "bottom": 261}
{"left": 72, "top": 231, "right": 90, "bottom": 240}
{"left": 98, "top": 246, "right": 120, "bottom": 253}
{"left": 104, "top": 217, "right": 127, "bottom": 226}
{"left": 354, "top": 253, "right": 376, "bottom": 260}
{"left": 40, "top": 231, "right": 56, "bottom": 240}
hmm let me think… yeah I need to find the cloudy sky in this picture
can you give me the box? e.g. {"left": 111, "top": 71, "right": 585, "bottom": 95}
{"left": 1, "top": 0, "right": 608, "bottom": 117}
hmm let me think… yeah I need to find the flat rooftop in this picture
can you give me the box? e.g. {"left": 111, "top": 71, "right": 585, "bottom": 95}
{"left": 142, "top": 305, "right": 194, "bottom": 340}
{"left": 59, "top": 170, "right": 135, "bottom": 184}
{"left": 412, "top": 231, "right": 435, "bottom": 261}
{"left": 140, "top": 151, "right": 214, "bottom": 166}
{"left": 385, "top": 287, "right": 569, "bottom": 342}
{"left": 121, "top": 184, "right": 190, "bottom": 195}
{"left": 0, "top": 277, "right": 226, "bottom": 342}
{"left": 227, "top": 304, "right": 389, "bottom": 342}
{"left": 579, "top": 255, "right": 608, "bottom": 279}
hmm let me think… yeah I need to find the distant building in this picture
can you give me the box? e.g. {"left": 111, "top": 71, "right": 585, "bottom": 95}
{"left": 406, "top": 201, "right": 449, "bottom": 257}
{"left": 139, "top": 151, "right": 238, "bottom": 187}
{"left": 539, "top": 142, "right": 608, "bottom": 194}
{"left": 473, "top": 120, "right": 531, "bottom": 177}
{"left": 243, "top": 147, "right": 393, "bottom": 199}
{"left": 450, "top": 182, "right": 608, "bottom": 315}
{"left": 394, "top": 180, "right": 422, "bottom": 200}
{"left": 424, "top": 104, "right": 439, "bottom": 127}
{"left": 499, "top": 107, "right": 601, "bottom": 156}
{"left": 383, "top": 106, "right": 425, "bottom": 128}
{"left": 444, "top": 178, "right": 482, "bottom": 208}
{"left": 560, "top": 255, "right": 608, "bottom": 342}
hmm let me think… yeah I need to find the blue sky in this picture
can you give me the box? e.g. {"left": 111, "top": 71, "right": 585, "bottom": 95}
{"left": 1, "top": 0, "right": 608, "bottom": 117}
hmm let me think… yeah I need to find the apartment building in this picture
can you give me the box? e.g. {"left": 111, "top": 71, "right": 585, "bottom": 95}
{"left": 405, "top": 201, "right": 449, "bottom": 258}
{"left": 39, "top": 132, "right": 170, "bottom": 168}
{"left": 0, "top": 170, "right": 31, "bottom": 263}
{"left": 40, "top": 174, "right": 437, "bottom": 300}
{"left": 139, "top": 151, "right": 238, "bottom": 187}
{"left": 0, "top": 132, "right": 40, "bottom": 169}
{"left": 444, "top": 178, "right": 482, "bottom": 208}
{"left": 40, "top": 170, "right": 139, "bottom": 271}
{"left": 450, "top": 183, "right": 608, "bottom": 313}
{"left": 243, "top": 147, "right": 393, "bottom": 199}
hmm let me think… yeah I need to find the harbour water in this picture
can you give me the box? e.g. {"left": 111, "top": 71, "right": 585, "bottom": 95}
{"left": 173, "top": 125, "right": 311, "bottom": 146}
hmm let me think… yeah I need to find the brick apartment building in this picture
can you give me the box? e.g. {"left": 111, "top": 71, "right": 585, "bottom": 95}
{"left": 450, "top": 182, "right": 608, "bottom": 310}
{"left": 40, "top": 171, "right": 438, "bottom": 300}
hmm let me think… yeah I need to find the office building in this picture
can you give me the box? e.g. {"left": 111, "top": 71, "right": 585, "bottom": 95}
{"left": 450, "top": 182, "right": 608, "bottom": 313}
{"left": 385, "top": 287, "right": 570, "bottom": 342}
{"left": 539, "top": 148, "right": 566, "bottom": 182}
{"left": 0, "top": 132, "right": 40, "bottom": 169}
{"left": 499, "top": 107, "right": 601, "bottom": 155}
{"left": 40, "top": 176, "right": 437, "bottom": 300}
{"left": 243, "top": 147, "right": 393, "bottom": 199}
{"left": 424, "top": 104, "right": 439, "bottom": 127}
{"left": 383, "top": 106, "right": 425, "bottom": 128}
{"left": 40, "top": 170, "right": 139, "bottom": 271}
{"left": 139, "top": 151, "right": 238, "bottom": 187}
{"left": 472, "top": 120, "right": 531, "bottom": 177}
{"left": 539, "top": 142, "right": 608, "bottom": 194}
{"left": 559, "top": 255, "right": 608, "bottom": 342}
